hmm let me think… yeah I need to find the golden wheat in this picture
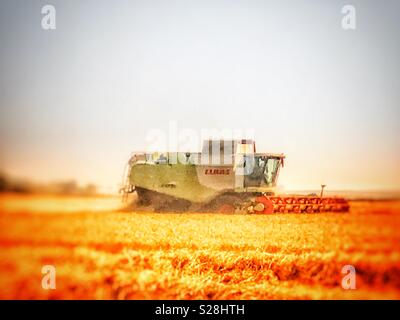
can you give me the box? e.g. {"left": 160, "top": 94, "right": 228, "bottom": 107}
{"left": 0, "top": 195, "right": 399, "bottom": 299}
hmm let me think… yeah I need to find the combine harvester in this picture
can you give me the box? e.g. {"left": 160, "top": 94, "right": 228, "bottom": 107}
{"left": 121, "top": 140, "right": 349, "bottom": 213}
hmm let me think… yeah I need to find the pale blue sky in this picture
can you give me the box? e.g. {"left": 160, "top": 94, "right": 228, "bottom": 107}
{"left": 0, "top": 0, "right": 399, "bottom": 192}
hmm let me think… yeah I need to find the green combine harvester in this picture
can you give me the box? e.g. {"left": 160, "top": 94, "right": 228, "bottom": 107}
{"left": 121, "top": 140, "right": 349, "bottom": 213}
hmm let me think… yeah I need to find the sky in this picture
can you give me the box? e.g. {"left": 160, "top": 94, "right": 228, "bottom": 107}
{"left": 0, "top": 0, "right": 399, "bottom": 193}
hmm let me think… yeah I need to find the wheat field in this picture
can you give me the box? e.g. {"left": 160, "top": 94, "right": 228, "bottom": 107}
{"left": 0, "top": 194, "right": 399, "bottom": 299}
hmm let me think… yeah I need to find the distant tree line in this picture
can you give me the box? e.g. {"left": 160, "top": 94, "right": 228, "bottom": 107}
{"left": 0, "top": 172, "right": 98, "bottom": 196}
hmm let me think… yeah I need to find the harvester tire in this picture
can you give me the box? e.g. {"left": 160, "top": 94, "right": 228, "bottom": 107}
{"left": 254, "top": 196, "right": 274, "bottom": 214}
{"left": 203, "top": 194, "right": 243, "bottom": 214}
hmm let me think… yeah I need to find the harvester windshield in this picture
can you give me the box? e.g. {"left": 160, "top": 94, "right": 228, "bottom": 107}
{"left": 264, "top": 158, "right": 280, "bottom": 186}
{"left": 243, "top": 155, "right": 282, "bottom": 188}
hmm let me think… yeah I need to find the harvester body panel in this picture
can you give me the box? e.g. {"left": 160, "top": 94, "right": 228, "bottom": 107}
{"left": 127, "top": 140, "right": 282, "bottom": 203}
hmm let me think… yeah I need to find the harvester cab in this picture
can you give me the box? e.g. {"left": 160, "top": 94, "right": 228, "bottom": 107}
{"left": 231, "top": 140, "right": 284, "bottom": 190}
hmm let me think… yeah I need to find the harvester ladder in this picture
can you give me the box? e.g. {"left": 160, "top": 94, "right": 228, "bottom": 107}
{"left": 120, "top": 156, "right": 135, "bottom": 202}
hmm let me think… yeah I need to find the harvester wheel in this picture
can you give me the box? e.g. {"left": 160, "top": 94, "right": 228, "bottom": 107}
{"left": 135, "top": 188, "right": 152, "bottom": 206}
{"left": 253, "top": 203, "right": 265, "bottom": 212}
{"left": 203, "top": 195, "right": 243, "bottom": 214}
{"left": 254, "top": 196, "right": 274, "bottom": 214}
{"left": 218, "top": 203, "right": 236, "bottom": 214}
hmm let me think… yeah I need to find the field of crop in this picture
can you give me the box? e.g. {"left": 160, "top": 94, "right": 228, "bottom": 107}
{"left": 0, "top": 193, "right": 399, "bottom": 299}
